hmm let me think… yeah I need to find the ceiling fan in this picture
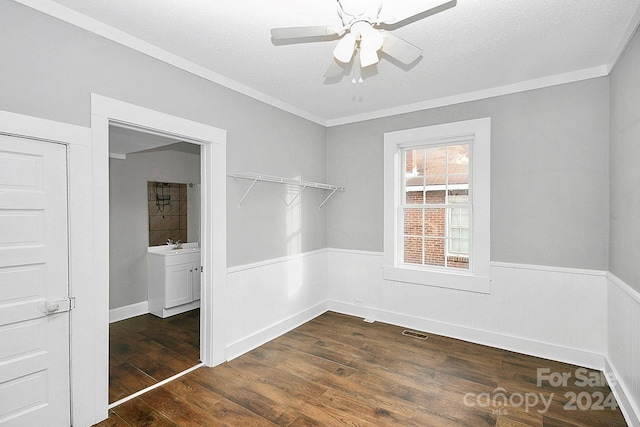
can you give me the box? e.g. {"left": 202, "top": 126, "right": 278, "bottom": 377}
{"left": 270, "top": 0, "right": 457, "bottom": 79}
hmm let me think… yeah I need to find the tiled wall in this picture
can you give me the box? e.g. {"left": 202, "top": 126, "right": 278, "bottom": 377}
{"left": 148, "top": 181, "right": 188, "bottom": 246}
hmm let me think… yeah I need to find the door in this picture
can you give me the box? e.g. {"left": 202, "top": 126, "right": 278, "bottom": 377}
{"left": 0, "top": 135, "right": 70, "bottom": 426}
{"left": 165, "top": 263, "right": 193, "bottom": 308}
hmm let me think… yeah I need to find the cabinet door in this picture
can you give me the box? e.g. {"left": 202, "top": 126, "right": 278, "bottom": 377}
{"left": 165, "top": 263, "right": 193, "bottom": 308}
{"left": 192, "top": 263, "right": 201, "bottom": 301}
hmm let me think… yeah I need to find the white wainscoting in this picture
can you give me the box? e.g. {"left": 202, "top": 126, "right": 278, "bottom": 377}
{"left": 105, "top": 248, "right": 639, "bottom": 425}
{"left": 606, "top": 273, "right": 640, "bottom": 426}
{"left": 327, "top": 249, "right": 607, "bottom": 369}
{"left": 225, "top": 250, "right": 328, "bottom": 360}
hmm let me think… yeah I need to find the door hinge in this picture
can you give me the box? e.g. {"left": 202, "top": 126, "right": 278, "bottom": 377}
{"left": 45, "top": 296, "right": 76, "bottom": 315}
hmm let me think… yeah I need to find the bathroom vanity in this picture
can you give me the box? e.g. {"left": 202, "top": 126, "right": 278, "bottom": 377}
{"left": 147, "top": 244, "right": 201, "bottom": 318}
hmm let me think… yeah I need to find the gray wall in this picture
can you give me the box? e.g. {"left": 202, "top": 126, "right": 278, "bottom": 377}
{"left": 0, "top": 1, "right": 327, "bottom": 268}
{"left": 109, "top": 148, "right": 200, "bottom": 309}
{"left": 327, "top": 78, "right": 610, "bottom": 270}
{"left": 610, "top": 27, "right": 640, "bottom": 292}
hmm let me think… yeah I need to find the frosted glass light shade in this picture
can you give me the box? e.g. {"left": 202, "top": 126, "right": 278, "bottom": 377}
{"left": 333, "top": 33, "right": 357, "bottom": 63}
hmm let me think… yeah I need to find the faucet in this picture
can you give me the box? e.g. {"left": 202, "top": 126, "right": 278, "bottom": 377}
{"left": 166, "top": 239, "right": 182, "bottom": 250}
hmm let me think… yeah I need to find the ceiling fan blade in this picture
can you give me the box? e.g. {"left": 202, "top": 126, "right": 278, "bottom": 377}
{"left": 380, "top": 0, "right": 456, "bottom": 28}
{"left": 380, "top": 32, "right": 423, "bottom": 65}
{"left": 271, "top": 26, "right": 339, "bottom": 40}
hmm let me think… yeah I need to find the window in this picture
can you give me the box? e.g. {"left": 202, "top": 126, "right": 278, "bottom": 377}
{"left": 383, "top": 118, "right": 491, "bottom": 293}
{"left": 402, "top": 143, "right": 470, "bottom": 270}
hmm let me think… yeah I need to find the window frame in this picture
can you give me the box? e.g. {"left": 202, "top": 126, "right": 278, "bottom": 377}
{"left": 383, "top": 118, "right": 491, "bottom": 294}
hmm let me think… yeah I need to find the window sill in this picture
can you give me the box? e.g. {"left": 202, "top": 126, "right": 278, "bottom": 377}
{"left": 383, "top": 265, "right": 491, "bottom": 294}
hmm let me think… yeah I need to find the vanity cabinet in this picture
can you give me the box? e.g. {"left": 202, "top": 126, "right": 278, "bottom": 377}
{"left": 148, "top": 247, "right": 201, "bottom": 318}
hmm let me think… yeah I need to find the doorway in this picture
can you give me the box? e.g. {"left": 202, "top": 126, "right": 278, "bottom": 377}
{"left": 107, "top": 127, "right": 203, "bottom": 405}
{"left": 90, "top": 94, "right": 228, "bottom": 420}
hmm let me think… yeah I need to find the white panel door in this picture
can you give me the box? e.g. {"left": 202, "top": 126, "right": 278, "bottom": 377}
{"left": 0, "top": 135, "right": 70, "bottom": 426}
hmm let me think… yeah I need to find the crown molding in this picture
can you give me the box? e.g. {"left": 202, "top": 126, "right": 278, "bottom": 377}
{"left": 13, "top": 0, "right": 639, "bottom": 128}
{"left": 325, "top": 65, "right": 609, "bottom": 126}
{"left": 13, "top": 0, "right": 328, "bottom": 126}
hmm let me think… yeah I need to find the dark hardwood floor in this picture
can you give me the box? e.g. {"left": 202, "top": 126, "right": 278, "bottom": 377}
{"left": 97, "top": 311, "right": 627, "bottom": 426}
{"left": 109, "top": 309, "right": 201, "bottom": 404}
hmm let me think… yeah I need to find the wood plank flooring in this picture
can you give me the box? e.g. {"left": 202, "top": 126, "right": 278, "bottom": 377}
{"left": 109, "top": 309, "right": 200, "bottom": 404}
{"left": 97, "top": 311, "right": 627, "bottom": 426}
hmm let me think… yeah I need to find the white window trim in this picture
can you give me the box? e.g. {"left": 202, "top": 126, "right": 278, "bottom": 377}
{"left": 383, "top": 118, "right": 491, "bottom": 294}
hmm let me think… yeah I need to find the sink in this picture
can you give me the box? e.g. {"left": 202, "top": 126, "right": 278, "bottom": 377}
{"left": 148, "top": 244, "right": 200, "bottom": 256}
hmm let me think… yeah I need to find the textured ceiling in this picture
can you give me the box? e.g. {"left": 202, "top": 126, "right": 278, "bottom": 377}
{"left": 22, "top": 0, "right": 640, "bottom": 125}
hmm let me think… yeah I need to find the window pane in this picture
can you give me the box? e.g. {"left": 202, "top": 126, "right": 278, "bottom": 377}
{"left": 425, "top": 187, "right": 446, "bottom": 204}
{"left": 399, "top": 140, "right": 474, "bottom": 273}
{"left": 424, "top": 207, "right": 445, "bottom": 238}
{"left": 447, "top": 144, "right": 469, "bottom": 176}
{"left": 406, "top": 189, "right": 424, "bottom": 204}
{"left": 460, "top": 238, "right": 469, "bottom": 253}
{"left": 447, "top": 254, "right": 469, "bottom": 270}
{"left": 450, "top": 237, "right": 461, "bottom": 252}
{"left": 403, "top": 208, "right": 423, "bottom": 236}
{"left": 403, "top": 236, "right": 423, "bottom": 264}
{"left": 426, "top": 146, "right": 447, "bottom": 177}
{"left": 424, "top": 238, "right": 445, "bottom": 267}
{"left": 449, "top": 173, "right": 469, "bottom": 187}
{"left": 448, "top": 191, "right": 469, "bottom": 203}
{"left": 450, "top": 207, "right": 470, "bottom": 227}
{"left": 405, "top": 148, "right": 425, "bottom": 204}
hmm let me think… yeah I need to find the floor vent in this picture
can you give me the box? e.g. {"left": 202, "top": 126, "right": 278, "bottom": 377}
{"left": 402, "top": 330, "right": 428, "bottom": 340}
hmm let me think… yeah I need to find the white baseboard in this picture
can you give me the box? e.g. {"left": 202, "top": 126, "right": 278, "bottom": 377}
{"left": 225, "top": 301, "right": 328, "bottom": 362}
{"left": 604, "top": 357, "right": 640, "bottom": 427}
{"left": 109, "top": 301, "right": 149, "bottom": 323}
{"left": 327, "top": 300, "right": 605, "bottom": 370}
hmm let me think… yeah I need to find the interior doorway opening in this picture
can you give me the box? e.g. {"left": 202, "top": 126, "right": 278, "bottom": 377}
{"left": 107, "top": 125, "right": 204, "bottom": 406}
{"left": 90, "top": 94, "right": 228, "bottom": 421}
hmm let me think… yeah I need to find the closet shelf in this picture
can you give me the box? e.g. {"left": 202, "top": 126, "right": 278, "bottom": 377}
{"left": 228, "top": 172, "right": 345, "bottom": 208}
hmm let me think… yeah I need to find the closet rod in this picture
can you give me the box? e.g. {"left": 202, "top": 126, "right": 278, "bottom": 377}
{"left": 228, "top": 172, "right": 345, "bottom": 208}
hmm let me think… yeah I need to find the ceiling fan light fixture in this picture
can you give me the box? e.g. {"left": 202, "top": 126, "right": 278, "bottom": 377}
{"left": 359, "top": 25, "right": 384, "bottom": 67}
{"left": 333, "top": 33, "right": 357, "bottom": 63}
{"left": 360, "top": 45, "right": 379, "bottom": 67}
{"left": 360, "top": 24, "right": 384, "bottom": 51}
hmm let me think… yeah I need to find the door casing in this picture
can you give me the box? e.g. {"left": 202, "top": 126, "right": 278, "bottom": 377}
{"left": 90, "top": 94, "right": 228, "bottom": 422}
{"left": 0, "top": 95, "right": 227, "bottom": 426}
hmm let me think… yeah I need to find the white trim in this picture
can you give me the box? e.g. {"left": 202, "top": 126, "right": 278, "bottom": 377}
{"left": 0, "top": 110, "right": 97, "bottom": 427}
{"left": 13, "top": 0, "right": 326, "bottom": 127}
{"left": 327, "top": 300, "right": 605, "bottom": 369}
{"left": 226, "top": 249, "right": 327, "bottom": 274}
{"left": 90, "top": 94, "right": 227, "bottom": 424}
{"left": 491, "top": 261, "right": 607, "bottom": 278}
{"left": 607, "top": 271, "right": 640, "bottom": 305}
{"left": 108, "top": 363, "right": 204, "bottom": 410}
{"left": 225, "top": 302, "right": 328, "bottom": 362}
{"left": 606, "top": 5, "right": 640, "bottom": 73}
{"left": 604, "top": 357, "right": 640, "bottom": 427}
{"left": 324, "top": 249, "right": 612, "bottom": 278}
{"left": 383, "top": 118, "right": 491, "bottom": 293}
{"left": 325, "top": 247, "right": 383, "bottom": 257}
{"left": 12, "top": 1, "right": 624, "bottom": 128}
{"left": 108, "top": 301, "right": 149, "bottom": 323}
{"left": 326, "top": 66, "right": 608, "bottom": 126}
{"left": 0, "top": 110, "right": 89, "bottom": 145}
{"left": 606, "top": 272, "right": 640, "bottom": 425}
